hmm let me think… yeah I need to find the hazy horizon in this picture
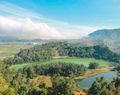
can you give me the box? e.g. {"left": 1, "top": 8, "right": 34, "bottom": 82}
{"left": 0, "top": 0, "right": 120, "bottom": 39}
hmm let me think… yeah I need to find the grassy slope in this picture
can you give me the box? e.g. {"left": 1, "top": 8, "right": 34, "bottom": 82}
{"left": 11, "top": 57, "right": 111, "bottom": 70}
{"left": 0, "top": 43, "right": 33, "bottom": 59}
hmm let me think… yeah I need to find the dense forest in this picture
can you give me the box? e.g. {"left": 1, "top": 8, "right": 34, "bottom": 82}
{"left": 20, "top": 62, "right": 87, "bottom": 78}
{"left": 4, "top": 42, "right": 120, "bottom": 65}
{"left": 0, "top": 60, "right": 77, "bottom": 95}
{"left": 58, "top": 44, "right": 120, "bottom": 62}
{"left": 4, "top": 42, "right": 66, "bottom": 64}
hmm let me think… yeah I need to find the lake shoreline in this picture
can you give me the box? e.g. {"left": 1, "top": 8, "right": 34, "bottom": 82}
{"left": 75, "top": 67, "right": 112, "bottom": 80}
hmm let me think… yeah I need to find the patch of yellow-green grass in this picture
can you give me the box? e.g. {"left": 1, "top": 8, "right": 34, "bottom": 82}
{"left": 10, "top": 57, "right": 111, "bottom": 70}
{"left": 0, "top": 43, "right": 33, "bottom": 59}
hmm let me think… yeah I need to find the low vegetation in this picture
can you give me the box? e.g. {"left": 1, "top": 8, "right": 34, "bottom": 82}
{"left": 0, "top": 43, "right": 32, "bottom": 59}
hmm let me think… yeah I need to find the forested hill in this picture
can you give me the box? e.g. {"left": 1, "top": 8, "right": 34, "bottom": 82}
{"left": 87, "top": 28, "right": 120, "bottom": 53}
{"left": 4, "top": 42, "right": 120, "bottom": 64}
{"left": 89, "top": 28, "right": 120, "bottom": 40}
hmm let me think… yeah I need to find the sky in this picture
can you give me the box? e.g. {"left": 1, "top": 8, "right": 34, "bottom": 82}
{"left": 0, "top": 0, "right": 120, "bottom": 39}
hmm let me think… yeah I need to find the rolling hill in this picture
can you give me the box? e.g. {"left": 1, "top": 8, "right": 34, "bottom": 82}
{"left": 88, "top": 28, "right": 120, "bottom": 53}
{"left": 89, "top": 28, "right": 120, "bottom": 46}
{"left": 72, "top": 28, "right": 120, "bottom": 53}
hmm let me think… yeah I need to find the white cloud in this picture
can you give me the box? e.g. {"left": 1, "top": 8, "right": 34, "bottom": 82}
{"left": 56, "top": 24, "right": 99, "bottom": 38}
{"left": 0, "top": 16, "right": 66, "bottom": 39}
{"left": 0, "top": 2, "right": 101, "bottom": 39}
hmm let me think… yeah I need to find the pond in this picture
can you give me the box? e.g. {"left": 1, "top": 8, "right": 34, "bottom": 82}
{"left": 76, "top": 72, "right": 117, "bottom": 88}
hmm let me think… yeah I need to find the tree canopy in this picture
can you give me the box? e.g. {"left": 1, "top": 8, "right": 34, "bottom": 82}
{"left": 4, "top": 42, "right": 120, "bottom": 65}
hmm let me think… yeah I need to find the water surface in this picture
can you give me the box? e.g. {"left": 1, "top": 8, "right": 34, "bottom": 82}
{"left": 76, "top": 72, "right": 117, "bottom": 88}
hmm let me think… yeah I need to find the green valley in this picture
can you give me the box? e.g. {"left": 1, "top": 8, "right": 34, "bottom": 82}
{"left": 11, "top": 57, "right": 110, "bottom": 70}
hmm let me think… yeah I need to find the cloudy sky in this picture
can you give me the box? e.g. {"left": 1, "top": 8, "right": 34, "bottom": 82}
{"left": 0, "top": 0, "right": 120, "bottom": 39}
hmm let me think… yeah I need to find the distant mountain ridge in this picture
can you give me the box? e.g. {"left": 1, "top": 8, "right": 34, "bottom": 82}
{"left": 1, "top": 28, "right": 120, "bottom": 53}
{"left": 0, "top": 36, "right": 44, "bottom": 43}
{"left": 0, "top": 36, "right": 19, "bottom": 42}
{"left": 89, "top": 28, "right": 120, "bottom": 40}
{"left": 88, "top": 28, "right": 120, "bottom": 45}
{"left": 87, "top": 28, "right": 120, "bottom": 53}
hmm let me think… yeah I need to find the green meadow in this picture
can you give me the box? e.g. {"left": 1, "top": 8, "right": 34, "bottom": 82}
{"left": 11, "top": 57, "right": 111, "bottom": 70}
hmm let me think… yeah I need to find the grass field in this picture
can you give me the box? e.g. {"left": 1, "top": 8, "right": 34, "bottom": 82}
{"left": 0, "top": 43, "right": 33, "bottom": 59}
{"left": 11, "top": 57, "right": 111, "bottom": 70}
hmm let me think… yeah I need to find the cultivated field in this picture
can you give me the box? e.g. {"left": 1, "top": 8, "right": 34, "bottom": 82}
{"left": 0, "top": 43, "right": 33, "bottom": 59}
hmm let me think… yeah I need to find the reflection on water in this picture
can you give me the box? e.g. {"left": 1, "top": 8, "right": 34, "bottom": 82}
{"left": 76, "top": 72, "right": 117, "bottom": 88}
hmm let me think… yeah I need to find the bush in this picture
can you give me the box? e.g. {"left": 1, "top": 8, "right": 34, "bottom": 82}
{"left": 88, "top": 62, "right": 99, "bottom": 69}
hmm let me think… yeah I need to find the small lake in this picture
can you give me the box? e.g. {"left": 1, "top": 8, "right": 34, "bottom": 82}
{"left": 76, "top": 72, "right": 117, "bottom": 88}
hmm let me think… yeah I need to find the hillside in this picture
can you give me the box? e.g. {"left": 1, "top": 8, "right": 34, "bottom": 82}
{"left": 88, "top": 28, "right": 120, "bottom": 53}
{"left": 89, "top": 28, "right": 120, "bottom": 40}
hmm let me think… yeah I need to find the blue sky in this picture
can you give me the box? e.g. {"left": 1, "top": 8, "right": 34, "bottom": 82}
{"left": 0, "top": 0, "right": 120, "bottom": 39}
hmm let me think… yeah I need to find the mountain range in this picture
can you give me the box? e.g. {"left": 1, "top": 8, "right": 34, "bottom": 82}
{"left": 89, "top": 28, "right": 120, "bottom": 43}
{"left": 0, "top": 28, "right": 120, "bottom": 53}
{"left": 86, "top": 28, "right": 120, "bottom": 53}
{"left": 0, "top": 36, "right": 45, "bottom": 43}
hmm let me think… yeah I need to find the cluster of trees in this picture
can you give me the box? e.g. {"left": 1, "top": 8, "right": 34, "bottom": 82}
{"left": 0, "top": 60, "right": 27, "bottom": 95}
{"left": 28, "top": 75, "right": 76, "bottom": 95}
{"left": 89, "top": 64, "right": 120, "bottom": 95}
{"left": 4, "top": 42, "right": 120, "bottom": 65}
{"left": 4, "top": 45, "right": 53, "bottom": 65}
{"left": 4, "top": 42, "right": 120, "bottom": 64}
{"left": 58, "top": 45, "right": 120, "bottom": 62}
{"left": 2, "top": 59, "right": 120, "bottom": 95}
{"left": 4, "top": 42, "right": 68, "bottom": 64}
{"left": 88, "top": 62, "right": 99, "bottom": 69}
{"left": 51, "top": 75, "right": 76, "bottom": 95}
{"left": 89, "top": 77, "right": 120, "bottom": 95}
{"left": 0, "top": 60, "right": 77, "bottom": 95}
{"left": 20, "top": 62, "right": 87, "bottom": 78}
